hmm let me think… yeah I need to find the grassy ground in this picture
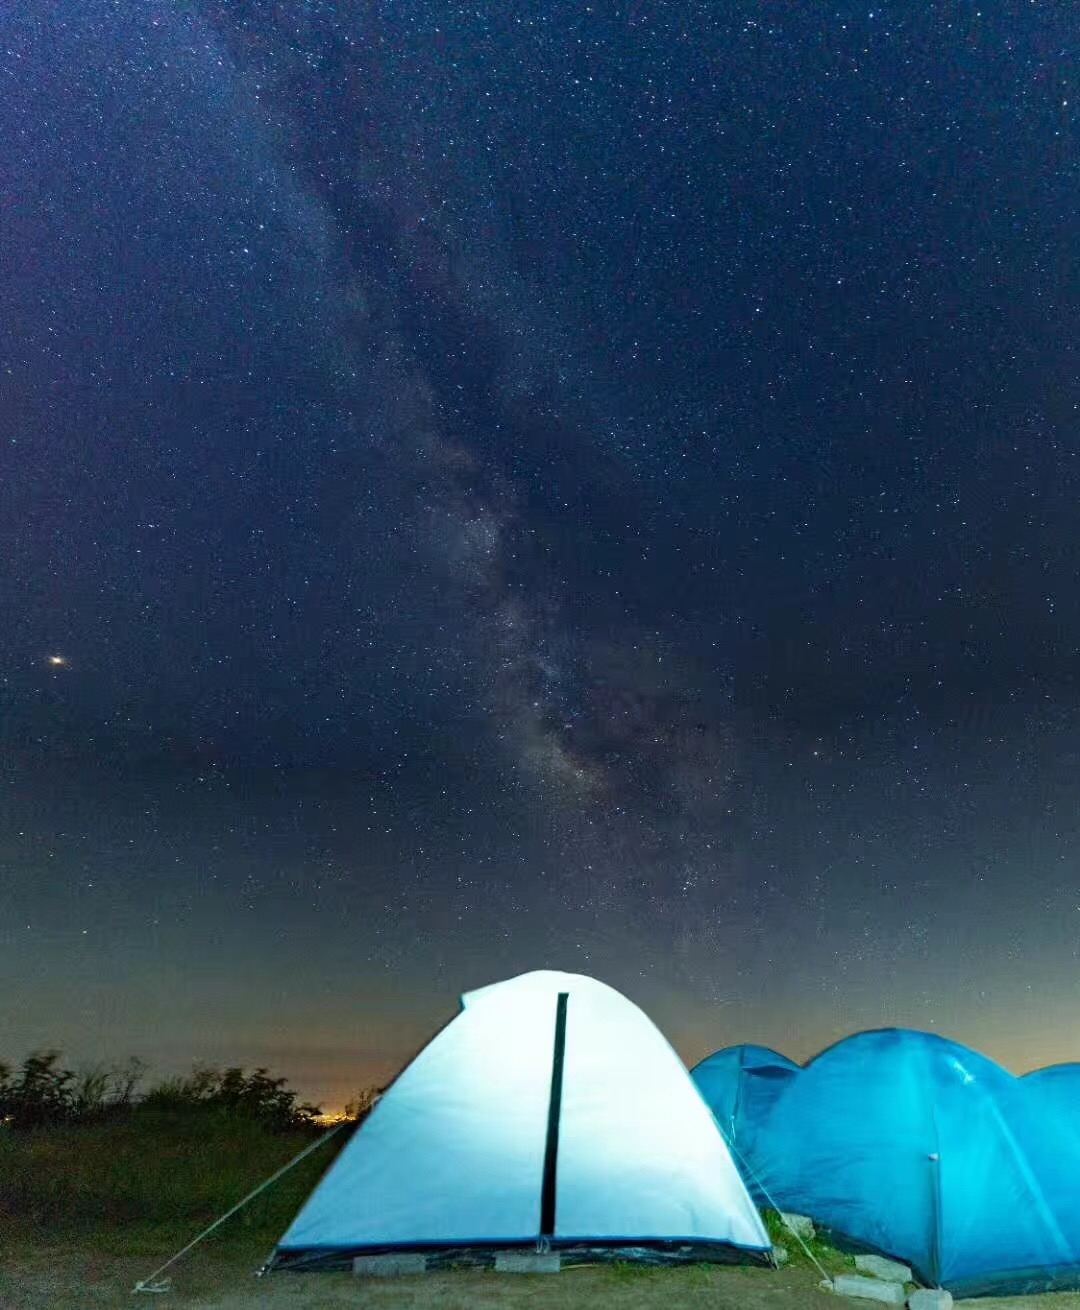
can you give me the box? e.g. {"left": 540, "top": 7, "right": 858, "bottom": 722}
{"left": 6, "top": 1236, "right": 1080, "bottom": 1310}
{"left": 4, "top": 1115, "right": 1080, "bottom": 1309}
{"left": 1, "top": 1239, "right": 839, "bottom": 1310}
{"left": 0, "top": 1107, "right": 336, "bottom": 1233}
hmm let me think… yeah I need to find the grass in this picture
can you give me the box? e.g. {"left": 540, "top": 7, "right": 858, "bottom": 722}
{"left": 762, "top": 1208, "right": 854, "bottom": 1277}
{"left": 0, "top": 1105, "right": 347, "bottom": 1246}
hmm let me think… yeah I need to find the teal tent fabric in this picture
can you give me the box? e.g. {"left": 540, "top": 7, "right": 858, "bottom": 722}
{"left": 691, "top": 1045, "right": 799, "bottom": 1201}
{"left": 692, "top": 1045, "right": 799, "bottom": 1142}
{"left": 695, "top": 1028, "right": 1080, "bottom": 1296}
{"left": 1024, "top": 1063, "right": 1080, "bottom": 1129}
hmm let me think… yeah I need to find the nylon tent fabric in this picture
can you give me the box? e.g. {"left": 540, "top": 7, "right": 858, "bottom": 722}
{"left": 1024, "top": 1064, "right": 1080, "bottom": 1134}
{"left": 268, "top": 970, "right": 770, "bottom": 1269}
{"left": 690, "top": 1045, "right": 799, "bottom": 1206}
{"left": 691, "top": 1044, "right": 800, "bottom": 1143}
{"left": 723, "top": 1028, "right": 1080, "bottom": 1296}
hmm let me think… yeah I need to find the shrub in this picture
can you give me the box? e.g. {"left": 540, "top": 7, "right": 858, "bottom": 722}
{"left": 70, "top": 1058, "right": 147, "bottom": 1122}
{"left": 0, "top": 1052, "right": 151, "bottom": 1129}
{"left": 1, "top": 1052, "right": 75, "bottom": 1128}
{"left": 140, "top": 1065, "right": 322, "bottom": 1130}
{"left": 344, "top": 1085, "right": 382, "bottom": 1122}
{"left": 1, "top": 1053, "right": 320, "bottom": 1132}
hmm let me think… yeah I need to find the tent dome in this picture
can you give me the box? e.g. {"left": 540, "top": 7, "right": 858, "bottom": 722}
{"left": 269, "top": 970, "right": 769, "bottom": 1270}
{"left": 1024, "top": 1062, "right": 1080, "bottom": 1107}
{"left": 1023, "top": 1063, "right": 1080, "bottom": 1150}
{"left": 692, "top": 1044, "right": 800, "bottom": 1142}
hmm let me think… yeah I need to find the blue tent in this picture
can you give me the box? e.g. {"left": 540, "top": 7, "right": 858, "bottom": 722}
{"left": 691, "top": 1045, "right": 799, "bottom": 1200}
{"left": 692, "top": 1045, "right": 800, "bottom": 1143}
{"left": 696, "top": 1028, "right": 1080, "bottom": 1297}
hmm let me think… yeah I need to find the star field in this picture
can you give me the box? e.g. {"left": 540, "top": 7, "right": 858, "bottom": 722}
{"left": 1, "top": 0, "right": 1077, "bottom": 1108}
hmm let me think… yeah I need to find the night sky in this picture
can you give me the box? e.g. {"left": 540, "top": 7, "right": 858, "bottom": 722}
{"left": 2, "top": 1, "right": 1077, "bottom": 1111}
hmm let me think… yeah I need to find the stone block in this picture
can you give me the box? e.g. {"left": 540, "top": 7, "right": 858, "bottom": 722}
{"left": 778, "top": 1211, "right": 816, "bottom": 1240}
{"left": 772, "top": 1244, "right": 790, "bottom": 1266}
{"left": 907, "top": 1291, "right": 952, "bottom": 1310}
{"left": 352, "top": 1253, "right": 428, "bottom": 1276}
{"left": 494, "top": 1251, "right": 562, "bottom": 1273}
{"left": 833, "top": 1274, "right": 907, "bottom": 1304}
{"left": 855, "top": 1254, "right": 913, "bottom": 1283}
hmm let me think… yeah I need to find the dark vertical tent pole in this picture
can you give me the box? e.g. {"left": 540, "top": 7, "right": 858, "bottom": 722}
{"left": 928, "top": 1103, "right": 943, "bottom": 1287}
{"left": 539, "top": 992, "right": 569, "bottom": 1239}
{"left": 928, "top": 1152, "right": 942, "bottom": 1287}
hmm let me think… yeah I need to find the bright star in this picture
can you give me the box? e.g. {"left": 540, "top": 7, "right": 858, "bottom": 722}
{"left": 47, "top": 654, "right": 67, "bottom": 667}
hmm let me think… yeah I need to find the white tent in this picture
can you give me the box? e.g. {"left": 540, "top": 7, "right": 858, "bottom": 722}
{"left": 269, "top": 970, "right": 770, "bottom": 1269}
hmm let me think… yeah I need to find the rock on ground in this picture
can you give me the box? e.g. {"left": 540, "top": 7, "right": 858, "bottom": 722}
{"left": 907, "top": 1291, "right": 952, "bottom": 1310}
{"left": 778, "top": 1212, "right": 816, "bottom": 1241}
{"left": 854, "top": 1254, "right": 913, "bottom": 1283}
{"left": 832, "top": 1273, "right": 907, "bottom": 1304}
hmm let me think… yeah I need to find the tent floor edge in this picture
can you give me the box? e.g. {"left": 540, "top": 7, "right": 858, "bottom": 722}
{"left": 943, "top": 1262, "right": 1080, "bottom": 1300}
{"left": 264, "top": 1238, "right": 773, "bottom": 1274}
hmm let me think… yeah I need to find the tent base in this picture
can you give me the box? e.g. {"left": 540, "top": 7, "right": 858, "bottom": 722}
{"left": 945, "top": 1264, "right": 1080, "bottom": 1299}
{"left": 267, "top": 1238, "right": 773, "bottom": 1274}
{"left": 787, "top": 1225, "right": 1080, "bottom": 1300}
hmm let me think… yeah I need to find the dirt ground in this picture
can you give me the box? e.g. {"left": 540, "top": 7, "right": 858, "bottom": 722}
{"left": 4, "top": 1242, "right": 1080, "bottom": 1310}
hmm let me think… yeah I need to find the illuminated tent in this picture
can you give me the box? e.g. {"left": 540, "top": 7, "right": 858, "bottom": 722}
{"left": 703, "top": 1028, "right": 1080, "bottom": 1297}
{"left": 267, "top": 970, "right": 770, "bottom": 1270}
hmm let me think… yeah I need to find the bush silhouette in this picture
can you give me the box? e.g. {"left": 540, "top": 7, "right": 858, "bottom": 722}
{"left": 1, "top": 1052, "right": 321, "bottom": 1131}
{"left": 1, "top": 1052, "right": 77, "bottom": 1128}
{"left": 142, "top": 1065, "right": 321, "bottom": 1130}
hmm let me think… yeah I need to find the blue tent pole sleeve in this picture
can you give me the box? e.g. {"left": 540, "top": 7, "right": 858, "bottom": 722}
{"left": 731, "top": 1045, "right": 745, "bottom": 1145}
{"left": 539, "top": 992, "right": 569, "bottom": 1239}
